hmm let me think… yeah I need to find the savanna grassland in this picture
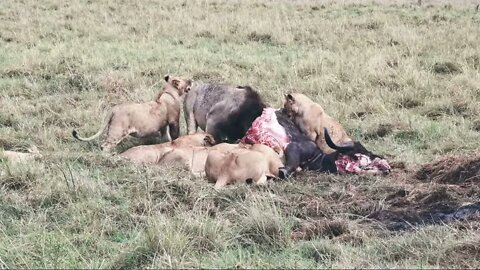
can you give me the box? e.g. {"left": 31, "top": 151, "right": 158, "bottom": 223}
{"left": 1, "top": 0, "right": 480, "bottom": 268}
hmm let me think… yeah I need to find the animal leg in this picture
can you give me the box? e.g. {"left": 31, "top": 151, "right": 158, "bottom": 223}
{"left": 280, "top": 141, "right": 318, "bottom": 179}
{"left": 206, "top": 120, "right": 226, "bottom": 144}
{"left": 101, "top": 138, "right": 124, "bottom": 153}
{"left": 280, "top": 143, "right": 302, "bottom": 178}
{"left": 214, "top": 177, "right": 228, "bottom": 189}
{"left": 102, "top": 126, "right": 129, "bottom": 153}
{"left": 205, "top": 102, "right": 235, "bottom": 143}
{"left": 255, "top": 174, "right": 268, "bottom": 185}
{"left": 168, "top": 122, "right": 180, "bottom": 141}
{"left": 187, "top": 112, "right": 198, "bottom": 135}
{"left": 160, "top": 125, "right": 167, "bottom": 138}
{"left": 160, "top": 126, "right": 172, "bottom": 142}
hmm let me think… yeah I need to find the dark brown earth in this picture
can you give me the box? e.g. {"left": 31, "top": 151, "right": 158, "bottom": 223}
{"left": 291, "top": 154, "right": 480, "bottom": 240}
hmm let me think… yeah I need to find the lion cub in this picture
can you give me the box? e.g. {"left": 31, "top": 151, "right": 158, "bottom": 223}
{"left": 283, "top": 93, "right": 352, "bottom": 154}
{"left": 73, "top": 75, "right": 191, "bottom": 152}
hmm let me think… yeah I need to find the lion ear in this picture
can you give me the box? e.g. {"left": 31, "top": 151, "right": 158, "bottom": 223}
{"left": 171, "top": 78, "right": 180, "bottom": 89}
{"left": 285, "top": 94, "right": 295, "bottom": 102}
{"left": 204, "top": 134, "right": 216, "bottom": 146}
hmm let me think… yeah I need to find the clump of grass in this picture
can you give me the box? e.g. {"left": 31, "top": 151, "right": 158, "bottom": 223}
{"left": 364, "top": 123, "right": 395, "bottom": 139}
{"left": 232, "top": 197, "right": 292, "bottom": 250}
{"left": 195, "top": 31, "right": 215, "bottom": 39}
{"left": 144, "top": 214, "right": 228, "bottom": 268}
{"left": 472, "top": 120, "right": 480, "bottom": 132}
{"left": 247, "top": 32, "right": 275, "bottom": 45}
{"left": 191, "top": 70, "right": 223, "bottom": 81}
{"left": 396, "top": 96, "right": 422, "bottom": 109}
{"left": 0, "top": 163, "right": 41, "bottom": 191}
{"left": 466, "top": 55, "right": 479, "bottom": 70}
{"left": 431, "top": 14, "right": 448, "bottom": 22}
{"left": 422, "top": 100, "right": 471, "bottom": 119}
{"left": 353, "top": 21, "right": 383, "bottom": 30}
{"left": 298, "top": 240, "right": 340, "bottom": 265}
{"left": 291, "top": 219, "right": 350, "bottom": 241}
{"left": 109, "top": 245, "right": 152, "bottom": 270}
{"left": 0, "top": 67, "right": 31, "bottom": 78}
{"left": 432, "top": 62, "right": 462, "bottom": 74}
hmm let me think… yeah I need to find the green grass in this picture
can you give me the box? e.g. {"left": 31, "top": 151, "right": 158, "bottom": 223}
{"left": 1, "top": 0, "right": 480, "bottom": 268}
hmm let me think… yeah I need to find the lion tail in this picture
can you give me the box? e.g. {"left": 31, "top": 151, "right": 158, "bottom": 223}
{"left": 72, "top": 111, "right": 113, "bottom": 142}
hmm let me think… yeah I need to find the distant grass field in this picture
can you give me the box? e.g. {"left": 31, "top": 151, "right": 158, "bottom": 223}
{"left": 1, "top": 0, "right": 479, "bottom": 268}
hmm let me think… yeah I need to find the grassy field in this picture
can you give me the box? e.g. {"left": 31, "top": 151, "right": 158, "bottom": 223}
{"left": 1, "top": 0, "right": 480, "bottom": 268}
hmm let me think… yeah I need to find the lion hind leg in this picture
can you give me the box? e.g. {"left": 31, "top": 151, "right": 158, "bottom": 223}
{"left": 102, "top": 126, "right": 129, "bottom": 153}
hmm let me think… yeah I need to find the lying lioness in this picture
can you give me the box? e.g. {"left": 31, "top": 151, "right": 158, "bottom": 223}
{"left": 119, "top": 133, "right": 215, "bottom": 164}
{"left": 283, "top": 93, "right": 352, "bottom": 154}
{"left": 158, "top": 143, "right": 240, "bottom": 176}
{"left": 1, "top": 146, "right": 41, "bottom": 164}
{"left": 72, "top": 75, "right": 191, "bottom": 152}
{"left": 205, "top": 144, "right": 283, "bottom": 189}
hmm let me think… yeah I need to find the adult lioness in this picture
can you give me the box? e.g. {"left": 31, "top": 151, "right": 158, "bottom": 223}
{"left": 184, "top": 82, "right": 266, "bottom": 143}
{"left": 72, "top": 75, "right": 191, "bottom": 152}
{"left": 158, "top": 143, "right": 240, "bottom": 177}
{"left": 1, "top": 146, "right": 41, "bottom": 164}
{"left": 205, "top": 144, "right": 283, "bottom": 189}
{"left": 283, "top": 93, "right": 352, "bottom": 154}
{"left": 119, "top": 133, "right": 215, "bottom": 165}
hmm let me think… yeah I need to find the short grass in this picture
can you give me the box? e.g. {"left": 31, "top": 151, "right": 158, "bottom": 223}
{"left": 1, "top": 0, "right": 480, "bottom": 268}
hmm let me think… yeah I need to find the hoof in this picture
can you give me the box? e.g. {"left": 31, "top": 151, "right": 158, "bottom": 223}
{"left": 278, "top": 167, "right": 291, "bottom": 180}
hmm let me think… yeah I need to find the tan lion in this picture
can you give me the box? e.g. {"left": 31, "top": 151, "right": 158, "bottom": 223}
{"left": 156, "top": 143, "right": 240, "bottom": 177}
{"left": 1, "top": 146, "right": 42, "bottom": 164}
{"left": 120, "top": 133, "right": 241, "bottom": 177}
{"left": 119, "top": 133, "right": 215, "bottom": 165}
{"left": 205, "top": 144, "right": 284, "bottom": 189}
{"left": 283, "top": 93, "right": 352, "bottom": 154}
{"left": 72, "top": 75, "right": 191, "bottom": 152}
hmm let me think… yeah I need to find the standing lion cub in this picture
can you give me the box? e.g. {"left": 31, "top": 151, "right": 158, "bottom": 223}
{"left": 283, "top": 93, "right": 352, "bottom": 154}
{"left": 73, "top": 75, "right": 191, "bottom": 152}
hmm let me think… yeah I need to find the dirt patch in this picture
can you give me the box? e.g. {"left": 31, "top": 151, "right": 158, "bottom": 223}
{"left": 435, "top": 240, "right": 480, "bottom": 268}
{"left": 415, "top": 155, "right": 480, "bottom": 184}
{"left": 367, "top": 183, "right": 480, "bottom": 231}
{"left": 289, "top": 155, "right": 480, "bottom": 234}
